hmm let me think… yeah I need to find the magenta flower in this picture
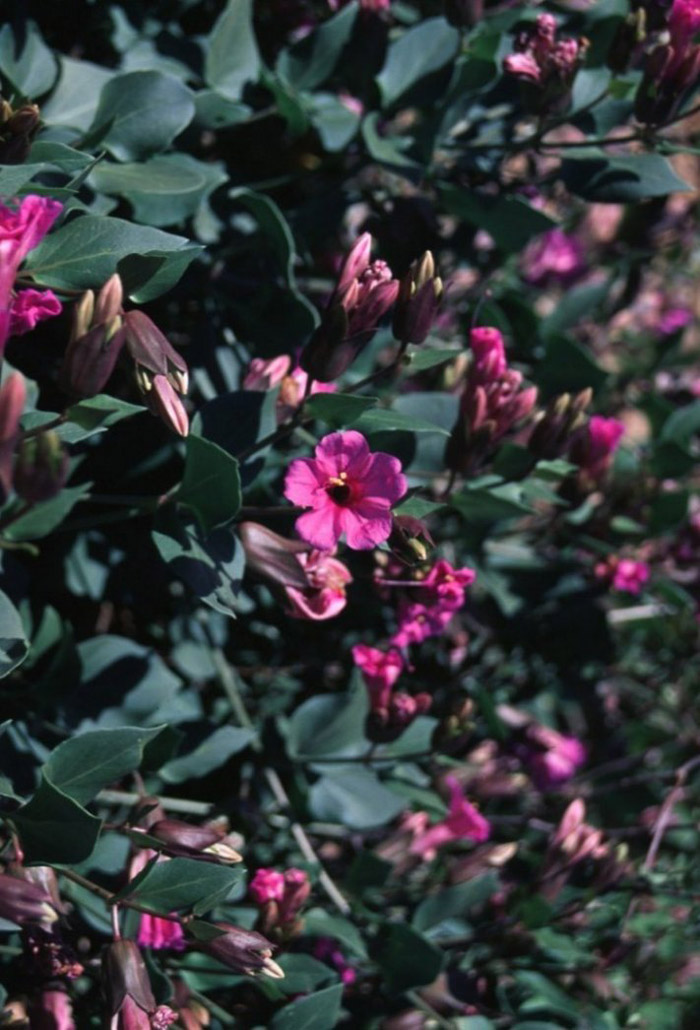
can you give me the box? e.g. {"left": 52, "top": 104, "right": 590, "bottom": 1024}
{"left": 521, "top": 229, "right": 585, "bottom": 287}
{"left": 136, "top": 912, "right": 186, "bottom": 952}
{"left": 284, "top": 430, "right": 407, "bottom": 551}
{"left": 243, "top": 355, "right": 292, "bottom": 391}
{"left": 352, "top": 644, "right": 404, "bottom": 698}
{"left": 612, "top": 558, "right": 650, "bottom": 595}
{"left": 523, "top": 725, "right": 587, "bottom": 790}
{"left": 314, "top": 937, "right": 357, "bottom": 985}
{"left": 571, "top": 415, "right": 625, "bottom": 480}
{"left": 669, "top": 0, "right": 700, "bottom": 52}
{"left": 470, "top": 326, "right": 507, "bottom": 382}
{"left": 249, "top": 869, "right": 286, "bottom": 904}
{"left": 421, "top": 559, "right": 477, "bottom": 610}
{"left": 392, "top": 599, "right": 453, "bottom": 648}
{"left": 409, "top": 775, "right": 491, "bottom": 860}
{"left": 9, "top": 288, "right": 62, "bottom": 336}
{"left": 250, "top": 868, "right": 310, "bottom": 934}
{"left": 285, "top": 550, "right": 352, "bottom": 620}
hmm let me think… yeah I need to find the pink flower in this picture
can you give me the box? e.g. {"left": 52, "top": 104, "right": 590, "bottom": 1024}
{"left": 284, "top": 550, "right": 352, "bottom": 620}
{"left": 421, "top": 559, "right": 476, "bottom": 610}
{"left": 136, "top": 913, "right": 186, "bottom": 952}
{"left": 392, "top": 600, "right": 453, "bottom": 648}
{"left": 658, "top": 306, "right": 692, "bottom": 335}
{"left": 9, "top": 288, "right": 62, "bottom": 336}
{"left": 284, "top": 430, "right": 407, "bottom": 550}
{"left": 521, "top": 229, "right": 585, "bottom": 286}
{"left": 409, "top": 776, "right": 491, "bottom": 860}
{"left": 524, "top": 725, "right": 586, "bottom": 790}
{"left": 314, "top": 937, "right": 357, "bottom": 985}
{"left": 571, "top": 415, "right": 624, "bottom": 480}
{"left": 0, "top": 195, "right": 62, "bottom": 353}
{"left": 669, "top": 0, "right": 700, "bottom": 52}
{"left": 352, "top": 644, "right": 404, "bottom": 704}
{"left": 249, "top": 869, "right": 285, "bottom": 904}
{"left": 612, "top": 558, "right": 650, "bottom": 595}
{"left": 470, "top": 326, "right": 507, "bottom": 382}
{"left": 503, "top": 51, "right": 542, "bottom": 82}
{"left": 243, "top": 355, "right": 291, "bottom": 391}
{"left": 278, "top": 364, "right": 336, "bottom": 422}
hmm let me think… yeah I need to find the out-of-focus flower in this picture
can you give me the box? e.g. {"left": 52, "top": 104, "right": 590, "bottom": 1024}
{"left": 250, "top": 868, "right": 311, "bottom": 938}
{"left": 392, "top": 599, "right": 453, "bottom": 648}
{"left": 0, "top": 872, "right": 59, "bottom": 927}
{"left": 635, "top": 2, "right": 700, "bottom": 123}
{"left": 503, "top": 14, "right": 587, "bottom": 113}
{"left": 284, "top": 430, "right": 407, "bottom": 550}
{"left": 195, "top": 923, "right": 284, "bottom": 978}
{"left": 352, "top": 643, "right": 429, "bottom": 737}
{"left": 658, "top": 306, "right": 693, "bottom": 335}
{"left": 249, "top": 868, "right": 286, "bottom": 904}
{"left": 285, "top": 549, "right": 352, "bottom": 620}
{"left": 393, "top": 250, "right": 443, "bottom": 346}
{"left": 445, "top": 327, "right": 537, "bottom": 476}
{"left": 669, "top": 0, "right": 700, "bottom": 51}
{"left": 520, "top": 724, "right": 587, "bottom": 789}
{"left": 352, "top": 644, "right": 404, "bottom": 697}
{"left": 300, "top": 234, "right": 399, "bottom": 382}
{"left": 13, "top": 430, "right": 69, "bottom": 503}
{"left": 521, "top": 229, "right": 586, "bottom": 287}
{"left": 409, "top": 776, "right": 491, "bottom": 860}
{"left": 243, "top": 354, "right": 336, "bottom": 423}
{"left": 243, "top": 355, "right": 292, "bottom": 391}
{"left": 542, "top": 799, "right": 628, "bottom": 899}
{"left": 595, "top": 555, "right": 651, "bottom": 595}
{"left": 570, "top": 415, "right": 625, "bottom": 481}
{"left": 28, "top": 988, "right": 76, "bottom": 1030}
{"left": 314, "top": 937, "right": 357, "bottom": 985}
{"left": 9, "top": 288, "right": 61, "bottom": 336}
{"left": 0, "top": 195, "right": 62, "bottom": 354}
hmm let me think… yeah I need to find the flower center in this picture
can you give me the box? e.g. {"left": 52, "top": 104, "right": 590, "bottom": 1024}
{"left": 326, "top": 472, "right": 352, "bottom": 504}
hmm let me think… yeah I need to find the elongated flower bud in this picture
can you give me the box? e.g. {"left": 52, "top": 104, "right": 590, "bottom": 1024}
{"left": 0, "top": 873, "right": 58, "bottom": 927}
{"left": 14, "top": 431, "right": 69, "bottom": 503}
{"left": 196, "top": 923, "right": 284, "bottom": 978}
{"left": 393, "top": 251, "right": 443, "bottom": 345}
{"left": 145, "top": 819, "right": 243, "bottom": 863}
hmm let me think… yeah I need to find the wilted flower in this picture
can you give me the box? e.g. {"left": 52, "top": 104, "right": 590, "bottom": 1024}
{"left": 409, "top": 776, "right": 491, "bottom": 860}
{"left": 503, "top": 13, "right": 587, "bottom": 113}
{"left": 243, "top": 354, "right": 336, "bottom": 422}
{"left": 284, "top": 430, "right": 407, "bottom": 550}
{"left": 285, "top": 550, "right": 353, "bottom": 620}
{"left": 195, "top": 923, "right": 284, "bottom": 978}
{"left": 300, "top": 234, "right": 399, "bottom": 382}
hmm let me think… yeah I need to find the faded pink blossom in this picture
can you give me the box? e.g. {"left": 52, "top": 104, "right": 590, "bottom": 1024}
{"left": 284, "top": 550, "right": 352, "bottom": 620}
{"left": 409, "top": 776, "right": 491, "bottom": 860}
{"left": 243, "top": 355, "right": 291, "bottom": 391}
{"left": 136, "top": 913, "right": 186, "bottom": 952}
{"left": 314, "top": 937, "right": 357, "bottom": 985}
{"left": 421, "top": 559, "right": 476, "bottom": 610}
{"left": 249, "top": 869, "right": 285, "bottom": 904}
{"left": 612, "top": 558, "right": 651, "bottom": 595}
{"left": 9, "top": 288, "right": 62, "bottom": 336}
{"left": 521, "top": 229, "right": 585, "bottom": 286}
{"left": 523, "top": 725, "right": 587, "bottom": 789}
{"left": 571, "top": 415, "right": 624, "bottom": 480}
{"left": 284, "top": 430, "right": 407, "bottom": 550}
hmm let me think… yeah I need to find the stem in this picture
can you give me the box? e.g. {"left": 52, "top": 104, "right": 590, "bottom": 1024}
{"left": 58, "top": 866, "right": 193, "bottom": 925}
{"left": 96, "top": 789, "right": 213, "bottom": 816}
{"left": 21, "top": 414, "right": 67, "bottom": 440}
{"left": 209, "top": 646, "right": 352, "bottom": 916}
{"left": 643, "top": 755, "right": 700, "bottom": 871}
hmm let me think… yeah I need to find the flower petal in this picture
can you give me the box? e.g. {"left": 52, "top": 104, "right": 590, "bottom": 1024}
{"left": 284, "top": 457, "right": 326, "bottom": 507}
{"left": 295, "top": 505, "right": 342, "bottom": 551}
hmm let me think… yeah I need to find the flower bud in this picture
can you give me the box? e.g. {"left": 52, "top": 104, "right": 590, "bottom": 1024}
{"left": 239, "top": 522, "right": 310, "bottom": 590}
{"left": 145, "top": 819, "right": 243, "bottom": 863}
{"left": 102, "top": 940, "right": 156, "bottom": 1019}
{"left": 196, "top": 923, "right": 284, "bottom": 978}
{"left": 93, "top": 273, "right": 124, "bottom": 326}
{"left": 0, "top": 101, "right": 40, "bottom": 164}
{"left": 13, "top": 430, "right": 69, "bottom": 503}
{"left": 0, "top": 372, "right": 25, "bottom": 499}
{"left": 141, "top": 375, "right": 189, "bottom": 437}
{"left": 0, "top": 872, "right": 58, "bottom": 927}
{"left": 388, "top": 514, "right": 435, "bottom": 565}
{"left": 393, "top": 251, "right": 443, "bottom": 346}
{"left": 59, "top": 321, "right": 127, "bottom": 398}
{"left": 123, "top": 310, "right": 189, "bottom": 394}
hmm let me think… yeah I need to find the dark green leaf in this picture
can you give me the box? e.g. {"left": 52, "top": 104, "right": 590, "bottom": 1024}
{"left": 63, "top": 395, "right": 145, "bottom": 442}
{"left": 117, "top": 857, "right": 243, "bottom": 913}
{"left": 440, "top": 186, "right": 557, "bottom": 252}
{"left": 412, "top": 873, "right": 500, "bottom": 933}
{"left": 42, "top": 55, "right": 114, "bottom": 130}
{"left": 179, "top": 435, "right": 242, "bottom": 534}
{"left": 0, "top": 589, "right": 29, "bottom": 679}
{"left": 304, "top": 392, "right": 377, "bottom": 428}
{"left": 361, "top": 112, "right": 420, "bottom": 169}
{"left": 205, "top": 0, "right": 260, "bottom": 101}
{"left": 43, "top": 726, "right": 164, "bottom": 805}
{"left": 4, "top": 484, "right": 92, "bottom": 542}
{"left": 352, "top": 407, "right": 449, "bottom": 435}
{"left": 560, "top": 154, "right": 691, "bottom": 202}
{"left": 160, "top": 725, "right": 256, "bottom": 784}
{"left": 535, "top": 335, "right": 608, "bottom": 397}
{"left": 270, "top": 984, "right": 343, "bottom": 1030}
{"left": 374, "top": 922, "right": 443, "bottom": 993}
{"left": 377, "top": 17, "right": 459, "bottom": 107}
{"left": 302, "top": 908, "right": 369, "bottom": 958}
{"left": 12, "top": 777, "right": 102, "bottom": 865}
{"left": 86, "top": 70, "right": 195, "bottom": 161}
{"left": 540, "top": 281, "right": 611, "bottom": 340}
{"left": 310, "top": 767, "right": 405, "bottom": 829}
{"left": 285, "top": 683, "right": 369, "bottom": 760}
{"left": 277, "top": 3, "right": 358, "bottom": 91}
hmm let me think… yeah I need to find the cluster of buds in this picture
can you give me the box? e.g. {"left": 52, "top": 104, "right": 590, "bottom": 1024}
{"left": 239, "top": 521, "right": 353, "bottom": 620}
{"left": 607, "top": 1, "right": 671, "bottom": 73}
{"left": 503, "top": 13, "right": 587, "bottom": 114}
{"left": 569, "top": 414, "right": 625, "bottom": 485}
{"left": 124, "top": 310, "right": 189, "bottom": 437}
{"left": 541, "top": 799, "right": 628, "bottom": 900}
{"left": 195, "top": 922, "right": 284, "bottom": 979}
{"left": 0, "top": 97, "right": 40, "bottom": 164}
{"left": 243, "top": 353, "right": 336, "bottom": 422}
{"left": 60, "top": 273, "right": 126, "bottom": 398}
{"left": 528, "top": 388, "right": 592, "bottom": 460}
{"left": 594, "top": 554, "right": 651, "bottom": 595}
{"left": 102, "top": 939, "right": 177, "bottom": 1029}
{"left": 392, "top": 250, "right": 443, "bottom": 346}
{"left": 136, "top": 817, "right": 243, "bottom": 864}
{"left": 301, "top": 233, "right": 400, "bottom": 382}
{"left": 635, "top": 0, "right": 700, "bottom": 124}
{"left": 445, "top": 327, "right": 537, "bottom": 476}
{"left": 249, "top": 867, "right": 311, "bottom": 940}
{"left": 352, "top": 644, "right": 432, "bottom": 742}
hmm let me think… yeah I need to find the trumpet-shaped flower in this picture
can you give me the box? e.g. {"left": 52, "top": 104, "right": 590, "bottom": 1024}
{"left": 284, "top": 431, "right": 407, "bottom": 550}
{"left": 409, "top": 776, "right": 490, "bottom": 860}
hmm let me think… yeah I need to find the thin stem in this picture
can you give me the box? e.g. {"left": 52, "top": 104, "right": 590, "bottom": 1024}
{"left": 96, "top": 789, "right": 213, "bottom": 816}
{"left": 20, "top": 414, "right": 67, "bottom": 440}
{"left": 405, "top": 989, "right": 456, "bottom": 1030}
{"left": 209, "top": 646, "right": 352, "bottom": 916}
{"left": 58, "top": 866, "right": 193, "bottom": 925}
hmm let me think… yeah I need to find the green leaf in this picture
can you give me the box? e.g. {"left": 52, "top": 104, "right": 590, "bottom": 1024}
{"left": 304, "top": 392, "right": 377, "bottom": 428}
{"left": 118, "top": 857, "right": 243, "bottom": 914}
{"left": 63, "top": 395, "right": 145, "bottom": 442}
{"left": 412, "top": 873, "right": 500, "bottom": 933}
{"left": 26, "top": 214, "right": 200, "bottom": 294}
{"left": 12, "top": 776, "right": 102, "bottom": 865}
{"left": 160, "top": 725, "right": 256, "bottom": 784}
{"left": 152, "top": 507, "right": 245, "bottom": 618}
{"left": 86, "top": 70, "right": 195, "bottom": 161}
{"left": 560, "top": 154, "right": 691, "bottom": 202}
{"left": 117, "top": 245, "right": 203, "bottom": 303}
{"left": 540, "top": 281, "right": 611, "bottom": 340}
{"left": 404, "top": 346, "right": 458, "bottom": 373}
{"left": 90, "top": 155, "right": 227, "bottom": 228}
{"left": 361, "top": 112, "right": 420, "bottom": 169}
{"left": 0, "top": 589, "right": 29, "bottom": 679}
{"left": 42, "top": 55, "right": 114, "bottom": 131}
{"left": 277, "top": 3, "right": 358, "bottom": 91}
{"left": 0, "top": 22, "right": 58, "bottom": 97}
{"left": 194, "top": 90, "right": 251, "bottom": 128}
{"left": 374, "top": 923, "right": 443, "bottom": 993}
{"left": 43, "top": 726, "right": 164, "bottom": 805}
{"left": 275, "top": 954, "right": 337, "bottom": 996}
{"left": 178, "top": 435, "right": 242, "bottom": 535}
{"left": 535, "top": 335, "right": 608, "bottom": 397}
{"left": 440, "top": 186, "right": 557, "bottom": 252}
{"left": 352, "top": 407, "right": 449, "bottom": 435}
{"left": 205, "top": 0, "right": 260, "bottom": 101}
{"left": 305, "top": 92, "right": 361, "bottom": 152}
{"left": 270, "top": 984, "right": 344, "bottom": 1030}
{"left": 393, "top": 495, "right": 445, "bottom": 518}
{"left": 451, "top": 483, "right": 532, "bottom": 523}
{"left": 377, "top": 17, "right": 459, "bottom": 107}
{"left": 514, "top": 971, "right": 581, "bottom": 1021}
{"left": 302, "top": 907, "right": 369, "bottom": 958}
{"left": 285, "top": 684, "right": 369, "bottom": 761}
{"left": 4, "top": 484, "right": 91, "bottom": 542}
{"left": 660, "top": 400, "right": 700, "bottom": 446}
{"left": 310, "top": 767, "right": 405, "bottom": 829}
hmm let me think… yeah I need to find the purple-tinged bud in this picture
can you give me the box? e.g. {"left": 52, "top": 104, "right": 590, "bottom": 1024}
{"left": 94, "top": 273, "right": 124, "bottom": 326}
{"left": 145, "top": 819, "right": 243, "bottom": 864}
{"left": 388, "top": 514, "right": 435, "bottom": 565}
{"left": 141, "top": 375, "right": 189, "bottom": 437}
{"left": 239, "top": 522, "right": 310, "bottom": 590}
{"left": 337, "top": 232, "right": 372, "bottom": 292}
{"left": 393, "top": 251, "right": 443, "bottom": 346}
{"left": 60, "top": 322, "right": 127, "bottom": 398}
{"left": 0, "top": 872, "right": 58, "bottom": 927}
{"left": 102, "top": 940, "right": 157, "bottom": 1020}
{"left": 123, "top": 311, "right": 189, "bottom": 395}
{"left": 528, "top": 388, "right": 591, "bottom": 460}
{"left": 13, "top": 430, "right": 69, "bottom": 503}
{"left": 196, "top": 923, "right": 284, "bottom": 978}
{"left": 0, "top": 372, "right": 25, "bottom": 499}
{"left": 28, "top": 989, "right": 76, "bottom": 1030}
{"left": 70, "top": 290, "right": 96, "bottom": 344}
{"left": 6, "top": 104, "right": 41, "bottom": 137}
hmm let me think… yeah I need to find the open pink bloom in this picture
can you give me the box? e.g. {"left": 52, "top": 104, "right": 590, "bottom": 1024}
{"left": 284, "top": 430, "right": 407, "bottom": 550}
{"left": 249, "top": 869, "right": 286, "bottom": 904}
{"left": 669, "top": 0, "right": 700, "bottom": 52}
{"left": 521, "top": 229, "right": 585, "bottom": 286}
{"left": 9, "top": 288, "right": 62, "bottom": 336}
{"left": 352, "top": 644, "right": 404, "bottom": 699}
{"left": 284, "top": 550, "right": 352, "bottom": 620}
{"left": 136, "top": 913, "right": 186, "bottom": 952}
{"left": 421, "top": 559, "right": 476, "bottom": 610}
{"left": 243, "top": 355, "right": 336, "bottom": 422}
{"left": 409, "top": 776, "right": 490, "bottom": 860}
{"left": 571, "top": 415, "right": 624, "bottom": 480}
{"left": 612, "top": 558, "right": 650, "bottom": 595}
{"left": 392, "top": 599, "right": 453, "bottom": 648}
{"left": 524, "top": 725, "right": 586, "bottom": 790}
{"left": 0, "top": 195, "right": 62, "bottom": 352}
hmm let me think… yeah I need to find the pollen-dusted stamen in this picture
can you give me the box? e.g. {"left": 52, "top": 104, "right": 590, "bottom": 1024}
{"left": 326, "top": 470, "right": 351, "bottom": 504}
